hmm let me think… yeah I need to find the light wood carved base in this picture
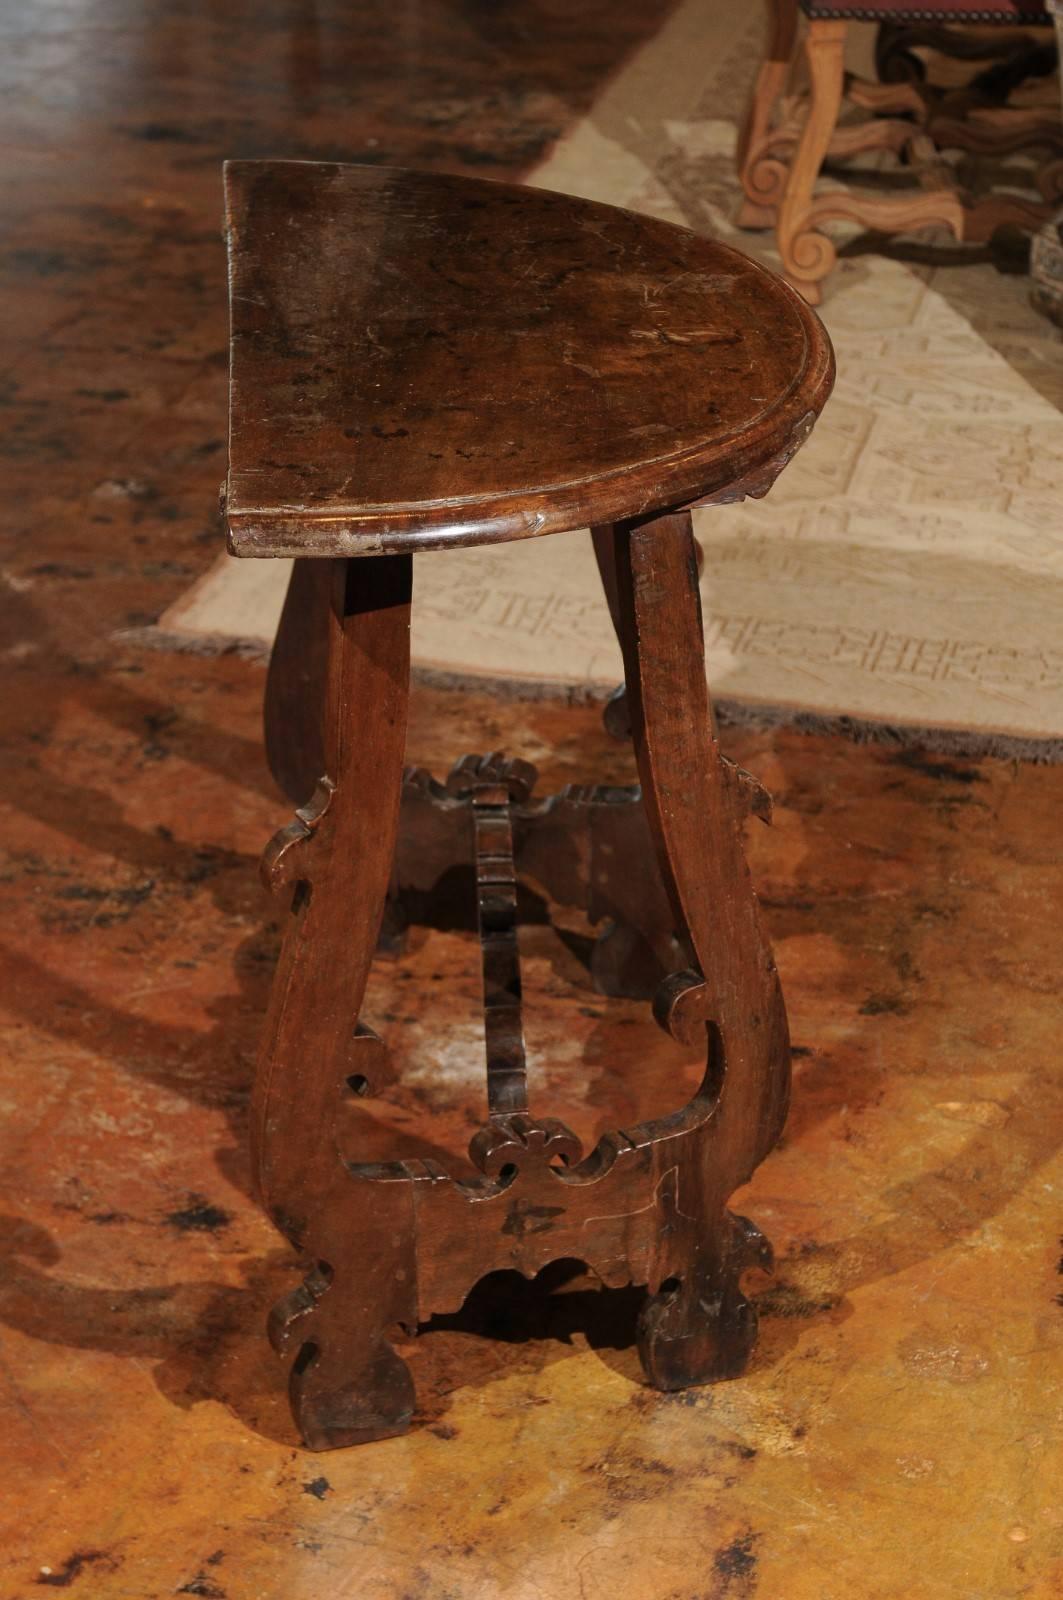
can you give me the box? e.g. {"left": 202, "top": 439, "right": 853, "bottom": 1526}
{"left": 738, "top": 3, "right": 1062, "bottom": 302}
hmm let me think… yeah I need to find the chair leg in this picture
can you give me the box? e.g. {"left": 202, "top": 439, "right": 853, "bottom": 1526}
{"left": 776, "top": 19, "right": 847, "bottom": 305}
{"left": 776, "top": 25, "right": 966, "bottom": 303}
{"left": 737, "top": 0, "right": 800, "bottom": 229}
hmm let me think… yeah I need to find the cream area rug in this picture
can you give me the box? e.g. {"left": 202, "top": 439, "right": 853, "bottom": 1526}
{"left": 158, "top": 0, "right": 1063, "bottom": 756}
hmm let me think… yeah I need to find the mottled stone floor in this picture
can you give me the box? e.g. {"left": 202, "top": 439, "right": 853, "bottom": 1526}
{"left": 1, "top": 3, "right": 1061, "bottom": 1599}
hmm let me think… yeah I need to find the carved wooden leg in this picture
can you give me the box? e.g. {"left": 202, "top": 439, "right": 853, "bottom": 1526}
{"left": 777, "top": 20, "right": 965, "bottom": 304}
{"left": 776, "top": 20, "right": 847, "bottom": 305}
{"left": 592, "top": 523, "right": 710, "bottom": 741}
{"left": 610, "top": 511, "right": 791, "bottom": 1388}
{"left": 589, "top": 520, "right": 680, "bottom": 998}
{"left": 254, "top": 554, "right": 416, "bottom": 1448}
{"left": 736, "top": 0, "right": 800, "bottom": 228}
{"left": 269, "top": 1175, "right": 418, "bottom": 1450}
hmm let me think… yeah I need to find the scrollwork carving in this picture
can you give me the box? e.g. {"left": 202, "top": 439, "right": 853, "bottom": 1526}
{"left": 260, "top": 775, "right": 335, "bottom": 896}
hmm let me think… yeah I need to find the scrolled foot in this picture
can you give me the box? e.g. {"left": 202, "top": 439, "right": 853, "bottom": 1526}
{"left": 738, "top": 153, "right": 791, "bottom": 229}
{"left": 269, "top": 1261, "right": 416, "bottom": 1449}
{"left": 737, "top": 194, "right": 780, "bottom": 230}
{"left": 638, "top": 1213, "right": 773, "bottom": 1391}
{"left": 780, "top": 226, "right": 835, "bottom": 305}
{"left": 290, "top": 1336, "right": 415, "bottom": 1450}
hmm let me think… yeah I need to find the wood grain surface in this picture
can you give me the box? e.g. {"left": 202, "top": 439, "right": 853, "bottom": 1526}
{"left": 231, "top": 159, "right": 835, "bottom": 1446}
{"left": 224, "top": 160, "right": 833, "bottom": 556}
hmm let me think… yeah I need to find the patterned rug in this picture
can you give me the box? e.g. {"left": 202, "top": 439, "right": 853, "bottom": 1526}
{"left": 157, "top": 0, "right": 1063, "bottom": 755}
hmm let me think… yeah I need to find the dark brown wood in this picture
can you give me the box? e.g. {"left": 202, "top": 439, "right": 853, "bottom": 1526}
{"left": 594, "top": 519, "right": 711, "bottom": 743}
{"left": 253, "top": 551, "right": 416, "bottom": 1448}
{"left": 263, "top": 558, "right": 328, "bottom": 805}
{"left": 391, "top": 762, "right": 679, "bottom": 999}
{"left": 223, "top": 161, "right": 833, "bottom": 557}
{"left": 591, "top": 523, "right": 633, "bottom": 741}
{"left": 445, "top": 753, "right": 538, "bottom": 1118}
{"left": 234, "top": 160, "right": 833, "bottom": 1449}
{"left": 388, "top": 749, "right": 770, "bottom": 1002}
{"left": 255, "top": 516, "right": 791, "bottom": 1447}
{"left": 611, "top": 511, "right": 790, "bottom": 1386}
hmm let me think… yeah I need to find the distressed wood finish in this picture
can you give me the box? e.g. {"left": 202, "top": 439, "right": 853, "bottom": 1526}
{"left": 232, "top": 160, "right": 835, "bottom": 1448}
{"left": 223, "top": 160, "right": 832, "bottom": 556}
{"left": 612, "top": 512, "right": 790, "bottom": 1382}
{"left": 253, "top": 553, "right": 416, "bottom": 1445}
{"left": 263, "top": 558, "right": 329, "bottom": 804}
{"left": 257, "top": 519, "right": 791, "bottom": 1448}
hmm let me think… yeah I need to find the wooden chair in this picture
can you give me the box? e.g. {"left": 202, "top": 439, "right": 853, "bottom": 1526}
{"left": 737, "top": 0, "right": 1063, "bottom": 302}
{"left": 223, "top": 160, "right": 834, "bottom": 1448}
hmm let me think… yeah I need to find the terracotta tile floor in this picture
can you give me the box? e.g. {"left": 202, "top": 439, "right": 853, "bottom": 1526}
{"left": 1, "top": 3, "right": 1062, "bottom": 1597}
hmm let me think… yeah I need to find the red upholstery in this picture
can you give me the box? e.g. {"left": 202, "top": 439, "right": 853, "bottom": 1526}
{"left": 800, "top": 1, "right": 1050, "bottom": 19}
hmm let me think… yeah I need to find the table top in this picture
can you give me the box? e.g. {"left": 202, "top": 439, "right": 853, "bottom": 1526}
{"left": 224, "top": 161, "right": 834, "bottom": 558}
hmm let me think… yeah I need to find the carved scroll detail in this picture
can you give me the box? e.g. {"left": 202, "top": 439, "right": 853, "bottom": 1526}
{"left": 261, "top": 776, "right": 335, "bottom": 895}
{"left": 255, "top": 513, "right": 790, "bottom": 1447}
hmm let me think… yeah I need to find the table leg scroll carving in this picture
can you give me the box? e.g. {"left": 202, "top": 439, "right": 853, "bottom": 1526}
{"left": 254, "top": 523, "right": 789, "bottom": 1445}
{"left": 253, "top": 553, "right": 417, "bottom": 1448}
{"left": 229, "top": 154, "right": 830, "bottom": 1450}
{"left": 609, "top": 510, "right": 791, "bottom": 1389}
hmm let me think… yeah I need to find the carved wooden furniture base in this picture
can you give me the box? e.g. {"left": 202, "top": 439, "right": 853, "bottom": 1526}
{"left": 224, "top": 160, "right": 834, "bottom": 1449}
{"left": 264, "top": 734, "right": 780, "bottom": 1450}
{"left": 738, "top": 0, "right": 1062, "bottom": 302}
{"left": 253, "top": 527, "right": 794, "bottom": 1450}
{"left": 387, "top": 751, "right": 772, "bottom": 1002}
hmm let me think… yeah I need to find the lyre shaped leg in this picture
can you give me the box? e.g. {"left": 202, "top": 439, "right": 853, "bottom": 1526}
{"left": 254, "top": 554, "right": 416, "bottom": 1447}
{"left": 609, "top": 512, "right": 791, "bottom": 1388}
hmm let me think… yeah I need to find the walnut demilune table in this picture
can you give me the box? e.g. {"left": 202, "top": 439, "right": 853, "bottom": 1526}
{"left": 223, "top": 159, "right": 834, "bottom": 1450}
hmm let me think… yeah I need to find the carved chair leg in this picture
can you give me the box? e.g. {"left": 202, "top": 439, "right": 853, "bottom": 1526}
{"left": 737, "top": 0, "right": 801, "bottom": 228}
{"left": 254, "top": 554, "right": 416, "bottom": 1447}
{"left": 776, "top": 19, "right": 847, "bottom": 305}
{"left": 776, "top": 21, "right": 968, "bottom": 303}
{"left": 610, "top": 511, "right": 791, "bottom": 1390}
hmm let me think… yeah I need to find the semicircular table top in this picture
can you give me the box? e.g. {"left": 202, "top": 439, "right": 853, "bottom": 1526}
{"left": 223, "top": 160, "right": 834, "bottom": 558}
